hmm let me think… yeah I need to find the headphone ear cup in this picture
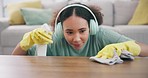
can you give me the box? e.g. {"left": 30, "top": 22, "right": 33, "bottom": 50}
{"left": 90, "top": 19, "right": 98, "bottom": 35}
{"left": 54, "top": 22, "right": 63, "bottom": 39}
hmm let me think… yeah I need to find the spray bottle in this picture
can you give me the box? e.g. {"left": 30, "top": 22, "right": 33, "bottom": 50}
{"left": 36, "top": 23, "right": 52, "bottom": 56}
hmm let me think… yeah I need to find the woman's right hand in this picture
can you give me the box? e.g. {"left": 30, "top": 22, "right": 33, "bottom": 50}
{"left": 20, "top": 28, "right": 53, "bottom": 51}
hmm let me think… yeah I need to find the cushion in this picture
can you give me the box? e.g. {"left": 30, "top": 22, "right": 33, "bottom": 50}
{"left": 83, "top": 1, "right": 114, "bottom": 26}
{"left": 128, "top": 0, "right": 148, "bottom": 25}
{"left": 114, "top": 0, "right": 138, "bottom": 25}
{"left": 20, "top": 8, "right": 52, "bottom": 25}
{"left": 6, "top": 0, "right": 42, "bottom": 25}
{"left": 41, "top": 1, "right": 68, "bottom": 13}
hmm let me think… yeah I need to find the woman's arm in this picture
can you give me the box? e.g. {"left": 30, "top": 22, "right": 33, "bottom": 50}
{"left": 12, "top": 43, "right": 27, "bottom": 55}
{"left": 137, "top": 42, "right": 148, "bottom": 57}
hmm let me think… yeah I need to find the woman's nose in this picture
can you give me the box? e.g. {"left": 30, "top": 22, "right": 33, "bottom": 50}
{"left": 73, "top": 33, "right": 81, "bottom": 42}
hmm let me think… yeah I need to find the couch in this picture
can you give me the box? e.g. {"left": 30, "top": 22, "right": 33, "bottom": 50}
{"left": 0, "top": 0, "right": 148, "bottom": 55}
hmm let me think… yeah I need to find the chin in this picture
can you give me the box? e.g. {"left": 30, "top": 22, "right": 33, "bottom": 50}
{"left": 70, "top": 43, "right": 84, "bottom": 50}
{"left": 73, "top": 46, "right": 82, "bottom": 50}
{"left": 75, "top": 48, "right": 81, "bottom": 50}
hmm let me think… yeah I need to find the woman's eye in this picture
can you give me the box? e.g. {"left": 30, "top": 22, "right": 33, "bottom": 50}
{"left": 80, "top": 30, "right": 86, "bottom": 33}
{"left": 67, "top": 32, "right": 73, "bottom": 35}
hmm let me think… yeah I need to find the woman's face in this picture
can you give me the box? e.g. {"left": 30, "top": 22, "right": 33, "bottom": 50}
{"left": 63, "top": 15, "right": 89, "bottom": 50}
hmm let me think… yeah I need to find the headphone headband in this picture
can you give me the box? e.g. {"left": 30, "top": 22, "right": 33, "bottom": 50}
{"left": 54, "top": 3, "right": 99, "bottom": 40}
{"left": 54, "top": 3, "right": 98, "bottom": 27}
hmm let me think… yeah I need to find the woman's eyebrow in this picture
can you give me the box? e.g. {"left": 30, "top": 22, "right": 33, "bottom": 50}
{"left": 79, "top": 28, "right": 87, "bottom": 30}
{"left": 65, "top": 29, "right": 73, "bottom": 31}
{"left": 65, "top": 28, "right": 86, "bottom": 31}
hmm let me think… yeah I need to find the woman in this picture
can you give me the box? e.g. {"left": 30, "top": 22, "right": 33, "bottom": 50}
{"left": 12, "top": 3, "right": 148, "bottom": 58}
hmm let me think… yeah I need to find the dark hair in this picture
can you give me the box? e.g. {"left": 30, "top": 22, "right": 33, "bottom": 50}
{"left": 50, "top": 3, "right": 103, "bottom": 30}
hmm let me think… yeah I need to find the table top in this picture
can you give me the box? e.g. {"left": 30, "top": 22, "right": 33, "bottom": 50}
{"left": 0, "top": 56, "right": 148, "bottom": 78}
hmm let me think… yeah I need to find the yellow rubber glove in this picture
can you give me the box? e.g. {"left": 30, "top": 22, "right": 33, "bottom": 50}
{"left": 95, "top": 41, "right": 141, "bottom": 59}
{"left": 20, "top": 28, "right": 53, "bottom": 51}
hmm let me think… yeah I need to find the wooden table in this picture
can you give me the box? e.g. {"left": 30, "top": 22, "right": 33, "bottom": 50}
{"left": 0, "top": 56, "right": 147, "bottom": 78}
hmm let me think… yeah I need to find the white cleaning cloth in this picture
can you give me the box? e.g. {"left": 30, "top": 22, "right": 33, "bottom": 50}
{"left": 89, "top": 50, "right": 134, "bottom": 65}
